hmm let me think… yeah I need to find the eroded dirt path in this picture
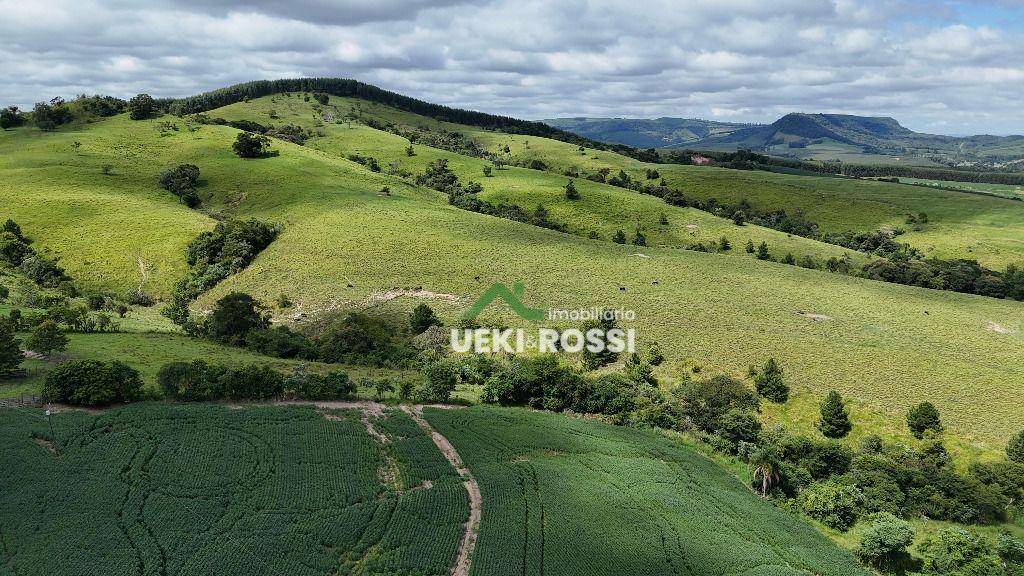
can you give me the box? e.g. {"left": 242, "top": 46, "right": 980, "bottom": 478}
{"left": 402, "top": 405, "right": 481, "bottom": 576}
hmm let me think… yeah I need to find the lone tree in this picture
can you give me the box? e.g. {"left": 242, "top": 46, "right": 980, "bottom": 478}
{"left": 232, "top": 132, "right": 271, "bottom": 158}
{"left": 1005, "top": 429, "right": 1024, "bottom": 462}
{"left": 754, "top": 357, "right": 788, "bottom": 403}
{"left": 631, "top": 230, "right": 647, "bottom": 246}
{"left": 745, "top": 239, "right": 755, "bottom": 253}
{"left": 756, "top": 241, "right": 771, "bottom": 260}
{"left": 855, "top": 512, "right": 915, "bottom": 570}
{"left": 732, "top": 211, "right": 746, "bottom": 226}
{"left": 581, "top": 313, "right": 621, "bottom": 370}
{"left": 208, "top": 292, "right": 268, "bottom": 345}
{"left": 409, "top": 303, "right": 441, "bottom": 334}
{"left": 612, "top": 230, "right": 627, "bottom": 244}
{"left": 818, "top": 390, "right": 852, "bottom": 438}
{"left": 26, "top": 320, "right": 68, "bottom": 357}
{"left": 159, "top": 164, "right": 201, "bottom": 207}
{"left": 564, "top": 179, "right": 579, "bottom": 200}
{"left": 906, "top": 401, "right": 943, "bottom": 439}
{"left": 0, "top": 319, "right": 22, "bottom": 378}
{"left": 127, "top": 93, "right": 155, "bottom": 120}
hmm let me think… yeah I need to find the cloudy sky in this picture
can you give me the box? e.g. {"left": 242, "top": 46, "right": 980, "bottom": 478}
{"left": 1, "top": 0, "right": 1022, "bottom": 135}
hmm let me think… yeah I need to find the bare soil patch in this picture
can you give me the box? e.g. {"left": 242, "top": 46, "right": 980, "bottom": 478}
{"left": 370, "top": 289, "right": 462, "bottom": 304}
{"left": 401, "top": 405, "right": 480, "bottom": 576}
{"left": 986, "top": 321, "right": 1015, "bottom": 334}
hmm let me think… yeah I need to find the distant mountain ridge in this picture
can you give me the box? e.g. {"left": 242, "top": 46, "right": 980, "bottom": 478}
{"left": 546, "top": 113, "right": 1024, "bottom": 164}
{"left": 542, "top": 116, "right": 754, "bottom": 148}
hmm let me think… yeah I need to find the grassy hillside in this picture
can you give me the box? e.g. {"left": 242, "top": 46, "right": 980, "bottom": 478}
{"left": 0, "top": 123, "right": 212, "bottom": 296}
{"left": 2, "top": 95, "right": 1023, "bottom": 457}
{"left": 284, "top": 94, "right": 1024, "bottom": 269}
{"left": 424, "top": 405, "right": 867, "bottom": 576}
{"left": 0, "top": 402, "right": 866, "bottom": 576}
{"left": 476, "top": 129, "right": 1024, "bottom": 270}
{"left": 210, "top": 96, "right": 866, "bottom": 266}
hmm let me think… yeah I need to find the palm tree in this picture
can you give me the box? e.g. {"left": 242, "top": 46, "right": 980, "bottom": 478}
{"left": 749, "top": 445, "right": 782, "bottom": 496}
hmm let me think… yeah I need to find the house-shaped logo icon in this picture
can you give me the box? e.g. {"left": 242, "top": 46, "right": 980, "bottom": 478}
{"left": 463, "top": 283, "right": 545, "bottom": 321}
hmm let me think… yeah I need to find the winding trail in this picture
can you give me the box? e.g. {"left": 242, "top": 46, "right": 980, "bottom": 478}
{"left": 402, "top": 405, "right": 481, "bottom": 576}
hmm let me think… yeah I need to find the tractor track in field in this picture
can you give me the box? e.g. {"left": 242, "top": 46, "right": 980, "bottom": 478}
{"left": 401, "top": 405, "right": 481, "bottom": 576}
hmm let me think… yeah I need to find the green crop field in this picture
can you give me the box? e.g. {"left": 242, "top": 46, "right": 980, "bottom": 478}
{"left": 0, "top": 403, "right": 469, "bottom": 576}
{"left": 0, "top": 402, "right": 866, "bottom": 576}
{"left": 423, "top": 405, "right": 867, "bottom": 576}
{"left": 2, "top": 95, "right": 1023, "bottom": 457}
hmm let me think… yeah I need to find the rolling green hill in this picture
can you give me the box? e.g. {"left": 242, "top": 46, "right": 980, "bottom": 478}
{"left": 2, "top": 87, "right": 1023, "bottom": 459}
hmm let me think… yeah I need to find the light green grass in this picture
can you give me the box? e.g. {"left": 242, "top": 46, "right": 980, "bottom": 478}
{"left": 212, "top": 96, "right": 867, "bottom": 266}
{"left": 287, "top": 95, "right": 1024, "bottom": 268}
{"left": 474, "top": 126, "right": 1024, "bottom": 270}
{"left": 896, "top": 177, "right": 1024, "bottom": 200}
{"left": 0, "top": 121, "right": 214, "bottom": 297}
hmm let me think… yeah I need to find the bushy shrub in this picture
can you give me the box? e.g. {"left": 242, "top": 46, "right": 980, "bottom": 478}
{"left": 43, "top": 360, "right": 142, "bottom": 406}
{"left": 245, "top": 325, "right": 314, "bottom": 359}
{"left": 580, "top": 314, "right": 621, "bottom": 369}
{"left": 20, "top": 255, "right": 66, "bottom": 286}
{"left": 855, "top": 512, "right": 915, "bottom": 570}
{"left": 419, "top": 357, "right": 460, "bottom": 402}
{"left": 26, "top": 320, "right": 68, "bottom": 356}
{"left": 157, "top": 359, "right": 285, "bottom": 401}
{"left": 675, "top": 375, "right": 759, "bottom": 434}
{"left": 282, "top": 365, "right": 354, "bottom": 400}
{"left": 318, "top": 312, "right": 414, "bottom": 367}
{"left": 232, "top": 131, "right": 271, "bottom": 158}
{"left": 798, "top": 479, "right": 861, "bottom": 531}
{"left": 918, "top": 528, "right": 1003, "bottom": 575}
{"left": 1006, "top": 430, "right": 1024, "bottom": 463}
{"left": 780, "top": 435, "right": 854, "bottom": 480}
{"left": 410, "top": 303, "right": 441, "bottom": 334}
